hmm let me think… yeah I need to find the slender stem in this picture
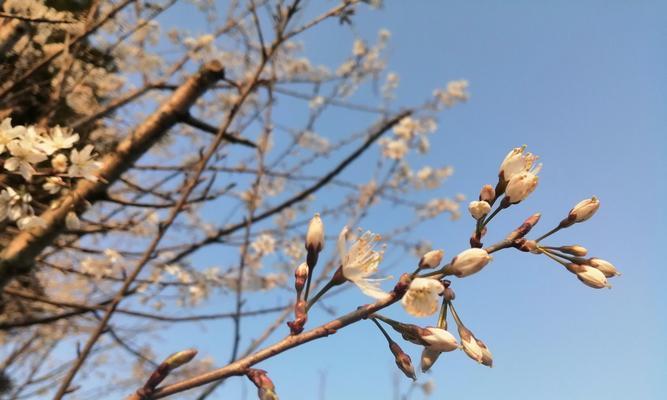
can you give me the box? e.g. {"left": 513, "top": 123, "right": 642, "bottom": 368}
{"left": 370, "top": 318, "right": 393, "bottom": 343}
{"left": 303, "top": 272, "right": 313, "bottom": 302}
{"left": 447, "top": 301, "right": 463, "bottom": 328}
{"left": 481, "top": 204, "right": 504, "bottom": 228}
{"left": 538, "top": 247, "right": 570, "bottom": 267}
{"left": 536, "top": 226, "right": 562, "bottom": 243}
{"left": 305, "top": 279, "right": 336, "bottom": 312}
{"left": 436, "top": 298, "right": 448, "bottom": 329}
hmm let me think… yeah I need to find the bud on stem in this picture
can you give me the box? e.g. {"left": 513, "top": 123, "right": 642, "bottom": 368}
{"left": 247, "top": 369, "right": 279, "bottom": 400}
{"left": 138, "top": 349, "right": 197, "bottom": 397}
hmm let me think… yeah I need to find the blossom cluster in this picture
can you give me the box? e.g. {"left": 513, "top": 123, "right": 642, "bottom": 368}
{"left": 0, "top": 118, "right": 100, "bottom": 229}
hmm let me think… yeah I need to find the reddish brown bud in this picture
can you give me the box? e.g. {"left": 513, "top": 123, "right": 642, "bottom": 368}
{"left": 294, "top": 262, "right": 308, "bottom": 294}
{"left": 443, "top": 287, "right": 455, "bottom": 301}
{"left": 507, "top": 213, "right": 541, "bottom": 242}
{"left": 287, "top": 300, "right": 308, "bottom": 335}
{"left": 479, "top": 184, "right": 496, "bottom": 203}
{"left": 392, "top": 273, "right": 412, "bottom": 297}
{"left": 247, "top": 369, "right": 278, "bottom": 400}
{"left": 513, "top": 238, "right": 538, "bottom": 253}
{"left": 389, "top": 341, "right": 416, "bottom": 380}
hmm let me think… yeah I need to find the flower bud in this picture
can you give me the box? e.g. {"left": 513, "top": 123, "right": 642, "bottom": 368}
{"left": 558, "top": 245, "right": 588, "bottom": 257}
{"left": 504, "top": 166, "right": 541, "bottom": 204}
{"left": 468, "top": 200, "right": 491, "bottom": 220}
{"left": 419, "top": 249, "right": 444, "bottom": 269}
{"left": 443, "top": 287, "right": 455, "bottom": 301}
{"left": 421, "top": 327, "right": 459, "bottom": 352}
{"left": 479, "top": 184, "right": 495, "bottom": 203}
{"left": 164, "top": 348, "right": 198, "bottom": 370}
{"left": 305, "top": 213, "right": 324, "bottom": 253}
{"left": 458, "top": 326, "right": 483, "bottom": 363}
{"left": 247, "top": 369, "right": 278, "bottom": 400}
{"left": 587, "top": 258, "right": 620, "bottom": 277}
{"left": 567, "top": 263, "right": 610, "bottom": 289}
{"left": 420, "top": 347, "right": 441, "bottom": 372}
{"left": 294, "top": 262, "right": 308, "bottom": 294}
{"left": 443, "top": 248, "right": 492, "bottom": 278}
{"left": 287, "top": 300, "right": 308, "bottom": 334}
{"left": 389, "top": 341, "right": 417, "bottom": 380}
{"left": 476, "top": 339, "right": 493, "bottom": 367}
{"left": 569, "top": 197, "right": 600, "bottom": 223}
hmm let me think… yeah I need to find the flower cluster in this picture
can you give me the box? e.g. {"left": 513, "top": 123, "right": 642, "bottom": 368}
{"left": 0, "top": 118, "right": 100, "bottom": 230}
{"left": 286, "top": 145, "right": 620, "bottom": 385}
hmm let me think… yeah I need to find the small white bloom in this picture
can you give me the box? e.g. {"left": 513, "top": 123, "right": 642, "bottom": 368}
{"left": 43, "top": 176, "right": 65, "bottom": 194}
{"left": 380, "top": 138, "right": 408, "bottom": 160}
{"left": 65, "top": 211, "right": 81, "bottom": 230}
{"left": 305, "top": 213, "right": 324, "bottom": 253}
{"left": 17, "top": 215, "right": 47, "bottom": 231}
{"left": 352, "top": 39, "right": 366, "bottom": 56}
{"left": 5, "top": 141, "right": 47, "bottom": 181}
{"left": 588, "top": 258, "right": 620, "bottom": 277}
{"left": 468, "top": 200, "right": 491, "bottom": 220}
{"left": 499, "top": 145, "right": 539, "bottom": 182}
{"left": 51, "top": 153, "right": 69, "bottom": 173}
{"left": 444, "top": 248, "right": 492, "bottom": 278}
{"left": 393, "top": 117, "right": 417, "bottom": 140}
{"left": 505, "top": 163, "right": 542, "bottom": 204}
{"left": 0, "top": 118, "right": 21, "bottom": 154}
{"left": 419, "top": 249, "right": 444, "bottom": 269}
{"left": 40, "top": 126, "right": 79, "bottom": 155}
{"left": 338, "top": 226, "right": 391, "bottom": 300}
{"left": 569, "top": 196, "right": 600, "bottom": 223}
{"left": 402, "top": 278, "right": 444, "bottom": 317}
{"left": 68, "top": 144, "right": 100, "bottom": 181}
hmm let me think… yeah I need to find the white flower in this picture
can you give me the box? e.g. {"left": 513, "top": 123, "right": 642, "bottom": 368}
{"left": 588, "top": 258, "right": 620, "bottom": 277}
{"left": 444, "top": 248, "right": 492, "bottom": 278}
{"left": 393, "top": 117, "right": 417, "bottom": 140}
{"left": 4, "top": 141, "right": 47, "bottom": 181}
{"left": 505, "top": 163, "right": 541, "bottom": 204}
{"left": 569, "top": 196, "right": 600, "bottom": 223}
{"left": 17, "top": 215, "right": 47, "bottom": 231}
{"left": 40, "top": 126, "right": 79, "bottom": 155}
{"left": 65, "top": 211, "right": 81, "bottom": 230}
{"left": 68, "top": 144, "right": 100, "bottom": 181}
{"left": 380, "top": 138, "right": 408, "bottom": 160}
{"left": 419, "top": 249, "right": 444, "bottom": 269}
{"left": 352, "top": 39, "right": 366, "bottom": 56}
{"left": 421, "top": 327, "right": 459, "bottom": 352}
{"left": 0, "top": 118, "right": 21, "bottom": 154}
{"left": 338, "top": 226, "right": 391, "bottom": 300}
{"left": 51, "top": 153, "right": 68, "bottom": 173}
{"left": 305, "top": 213, "right": 324, "bottom": 253}
{"left": 43, "top": 176, "right": 65, "bottom": 194}
{"left": 499, "top": 145, "right": 539, "bottom": 182}
{"left": 0, "top": 186, "right": 34, "bottom": 225}
{"left": 402, "top": 278, "right": 444, "bottom": 317}
{"left": 468, "top": 200, "right": 491, "bottom": 220}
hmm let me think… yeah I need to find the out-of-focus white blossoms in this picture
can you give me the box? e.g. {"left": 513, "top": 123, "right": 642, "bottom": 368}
{"left": 433, "top": 79, "right": 469, "bottom": 108}
{"left": 338, "top": 226, "right": 391, "bottom": 300}
{"left": 0, "top": 118, "right": 101, "bottom": 230}
{"left": 401, "top": 278, "right": 444, "bottom": 317}
{"left": 68, "top": 144, "right": 101, "bottom": 182}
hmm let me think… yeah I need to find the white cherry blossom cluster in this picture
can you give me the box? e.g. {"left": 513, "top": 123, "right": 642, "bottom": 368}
{"left": 0, "top": 118, "right": 100, "bottom": 230}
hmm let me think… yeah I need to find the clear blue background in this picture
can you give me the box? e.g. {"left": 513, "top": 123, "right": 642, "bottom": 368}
{"left": 145, "top": 1, "right": 666, "bottom": 399}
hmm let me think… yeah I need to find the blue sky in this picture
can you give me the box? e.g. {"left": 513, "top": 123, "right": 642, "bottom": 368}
{"left": 135, "top": 1, "right": 667, "bottom": 399}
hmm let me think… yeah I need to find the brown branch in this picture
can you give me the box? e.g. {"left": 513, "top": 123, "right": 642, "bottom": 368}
{"left": 128, "top": 276, "right": 410, "bottom": 399}
{"left": 0, "top": 60, "right": 225, "bottom": 288}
